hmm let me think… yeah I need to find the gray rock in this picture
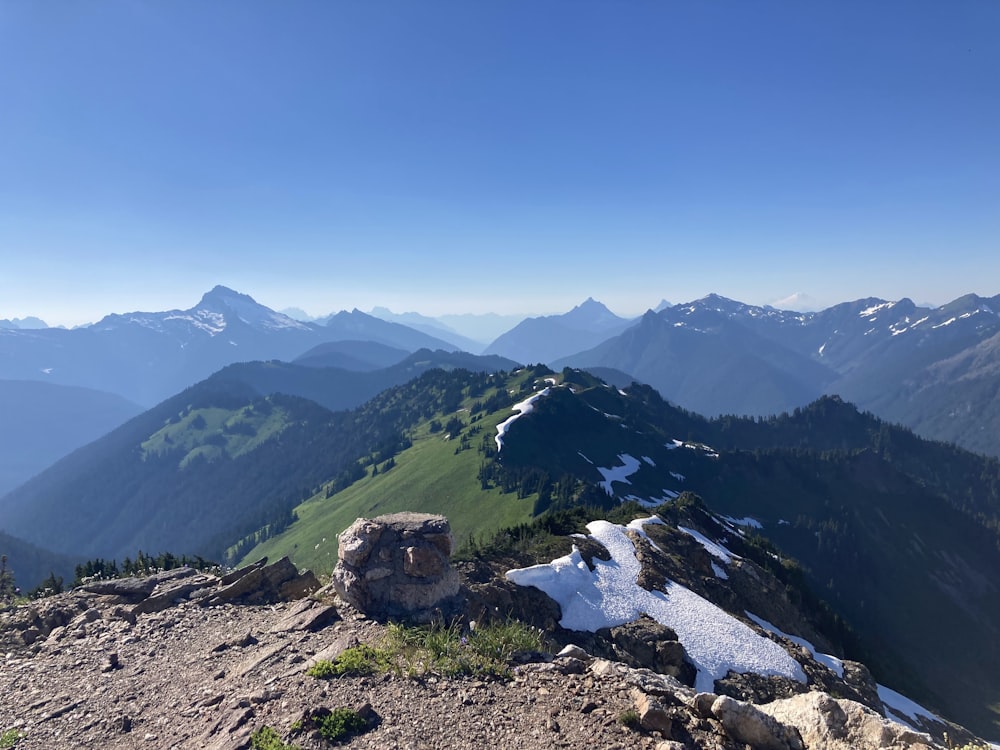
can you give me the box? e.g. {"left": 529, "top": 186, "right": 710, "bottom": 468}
{"left": 220, "top": 557, "right": 267, "bottom": 585}
{"left": 330, "top": 513, "right": 461, "bottom": 623}
{"left": 759, "top": 691, "right": 937, "bottom": 750}
{"left": 133, "top": 574, "right": 218, "bottom": 614}
{"left": 556, "top": 644, "right": 591, "bottom": 662}
{"left": 711, "top": 694, "right": 804, "bottom": 750}
{"left": 270, "top": 599, "right": 341, "bottom": 633}
{"left": 203, "top": 557, "right": 319, "bottom": 606}
{"left": 633, "top": 689, "right": 673, "bottom": 735}
{"left": 80, "top": 577, "right": 157, "bottom": 599}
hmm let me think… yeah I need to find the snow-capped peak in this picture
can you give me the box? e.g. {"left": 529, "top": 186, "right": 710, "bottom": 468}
{"left": 194, "top": 286, "right": 311, "bottom": 332}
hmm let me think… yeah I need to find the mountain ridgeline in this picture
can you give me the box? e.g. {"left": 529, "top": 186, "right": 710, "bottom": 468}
{"left": 556, "top": 293, "right": 1000, "bottom": 456}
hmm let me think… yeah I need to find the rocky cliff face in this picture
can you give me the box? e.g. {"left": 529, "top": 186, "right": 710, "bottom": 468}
{"left": 0, "top": 514, "right": 986, "bottom": 750}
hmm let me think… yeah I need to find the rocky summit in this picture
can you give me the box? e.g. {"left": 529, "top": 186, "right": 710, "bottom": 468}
{"left": 0, "top": 513, "right": 987, "bottom": 749}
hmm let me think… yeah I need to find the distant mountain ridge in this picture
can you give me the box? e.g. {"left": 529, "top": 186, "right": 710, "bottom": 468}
{"left": 0, "top": 316, "right": 48, "bottom": 330}
{"left": 484, "top": 297, "right": 637, "bottom": 364}
{"left": 559, "top": 292, "right": 1000, "bottom": 456}
{"left": 0, "top": 286, "right": 459, "bottom": 406}
{"left": 0, "top": 380, "right": 144, "bottom": 496}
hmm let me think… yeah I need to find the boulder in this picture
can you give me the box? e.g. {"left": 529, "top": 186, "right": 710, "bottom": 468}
{"left": 711, "top": 694, "right": 804, "bottom": 750}
{"left": 605, "top": 616, "right": 694, "bottom": 684}
{"left": 330, "top": 513, "right": 461, "bottom": 622}
{"left": 80, "top": 576, "right": 158, "bottom": 599}
{"left": 203, "top": 557, "right": 320, "bottom": 606}
{"left": 758, "top": 692, "right": 937, "bottom": 750}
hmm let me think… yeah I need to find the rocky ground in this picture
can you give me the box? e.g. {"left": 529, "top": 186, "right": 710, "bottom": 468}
{"left": 0, "top": 511, "right": 985, "bottom": 750}
{"left": 0, "top": 567, "right": 954, "bottom": 750}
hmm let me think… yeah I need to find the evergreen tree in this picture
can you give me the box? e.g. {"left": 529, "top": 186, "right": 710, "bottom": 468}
{"left": 0, "top": 555, "right": 17, "bottom": 603}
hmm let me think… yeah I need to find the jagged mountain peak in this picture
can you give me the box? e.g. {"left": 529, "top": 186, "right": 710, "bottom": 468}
{"left": 192, "top": 286, "right": 311, "bottom": 332}
{"left": 562, "top": 297, "right": 625, "bottom": 329}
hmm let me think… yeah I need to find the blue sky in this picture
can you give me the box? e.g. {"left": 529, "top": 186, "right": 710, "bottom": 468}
{"left": 1, "top": 1, "right": 997, "bottom": 326}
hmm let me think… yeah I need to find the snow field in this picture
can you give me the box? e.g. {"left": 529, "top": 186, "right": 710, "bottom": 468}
{"left": 507, "top": 517, "right": 806, "bottom": 694}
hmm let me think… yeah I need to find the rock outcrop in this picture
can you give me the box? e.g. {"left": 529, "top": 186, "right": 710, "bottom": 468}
{"left": 330, "top": 512, "right": 461, "bottom": 622}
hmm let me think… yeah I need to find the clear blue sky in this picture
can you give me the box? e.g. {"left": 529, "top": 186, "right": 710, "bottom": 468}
{"left": 2, "top": 1, "right": 997, "bottom": 326}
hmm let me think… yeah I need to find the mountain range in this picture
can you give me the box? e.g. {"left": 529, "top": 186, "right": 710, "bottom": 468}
{"left": 0, "top": 285, "right": 459, "bottom": 408}
{"left": 3, "top": 357, "right": 1000, "bottom": 735}
{"left": 4, "top": 285, "right": 1000, "bottom": 737}
{"left": 556, "top": 293, "right": 1000, "bottom": 456}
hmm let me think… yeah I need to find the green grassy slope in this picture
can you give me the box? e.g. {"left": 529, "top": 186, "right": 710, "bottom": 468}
{"left": 241, "top": 366, "right": 555, "bottom": 573}
{"left": 243, "top": 416, "right": 535, "bottom": 576}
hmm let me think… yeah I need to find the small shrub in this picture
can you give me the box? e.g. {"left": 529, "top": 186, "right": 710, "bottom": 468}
{"left": 0, "top": 729, "right": 26, "bottom": 750}
{"left": 315, "top": 708, "right": 368, "bottom": 742}
{"left": 617, "top": 709, "right": 641, "bottom": 728}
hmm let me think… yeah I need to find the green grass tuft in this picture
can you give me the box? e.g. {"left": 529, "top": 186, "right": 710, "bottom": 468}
{"left": 306, "top": 644, "right": 391, "bottom": 678}
{"left": 0, "top": 730, "right": 25, "bottom": 750}
{"left": 249, "top": 725, "right": 300, "bottom": 750}
{"left": 305, "top": 620, "right": 545, "bottom": 681}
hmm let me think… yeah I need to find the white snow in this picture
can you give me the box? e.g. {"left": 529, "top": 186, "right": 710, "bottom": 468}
{"left": 41, "top": 367, "right": 53, "bottom": 374}
{"left": 577, "top": 451, "right": 594, "bottom": 464}
{"left": 626, "top": 516, "right": 665, "bottom": 551}
{"left": 678, "top": 526, "right": 738, "bottom": 564}
{"left": 721, "top": 515, "right": 762, "bottom": 529}
{"left": 670, "top": 471, "right": 686, "bottom": 482}
{"left": 545, "top": 378, "right": 558, "bottom": 385}
{"left": 665, "top": 439, "right": 683, "bottom": 450}
{"left": 507, "top": 518, "right": 805, "bottom": 693}
{"left": 642, "top": 456, "right": 656, "bottom": 467}
{"left": 877, "top": 683, "right": 941, "bottom": 730}
{"left": 932, "top": 317, "right": 957, "bottom": 329}
{"left": 711, "top": 562, "right": 729, "bottom": 580}
{"left": 859, "top": 301, "right": 894, "bottom": 317}
{"left": 165, "top": 311, "right": 227, "bottom": 335}
{"left": 745, "top": 612, "right": 844, "bottom": 678}
{"left": 596, "top": 454, "right": 642, "bottom": 496}
{"left": 910, "top": 316, "right": 929, "bottom": 328}
{"left": 818, "top": 342, "right": 827, "bottom": 356}
{"left": 494, "top": 387, "right": 551, "bottom": 451}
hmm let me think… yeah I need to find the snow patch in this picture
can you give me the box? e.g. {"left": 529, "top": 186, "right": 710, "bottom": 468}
{"left": 745, "top": 612, "right": 843, "bottom": 677}
{"left": 932, "top": 317, "right": 957, "bottom": 329}
{"left": 577, "top": 451, "right": 594, "bottom": 464}
{"left": 596, "top": 454, "right": 642, "bottom": 496}
{"left": 669, "top": 471, "right": 685, "bottom": 482}
{"left": 494, "top": 387, "right": 551, "bottom": 451}
{"left": 507, "top": 519, "right": 805, "bottom": 693}
{"left": 678, "top": 526, "right": 737, "bottom": 564}
{"left": 877, "top": 683, "right": 941, "bottom": 731}
{"left": 711, "top": 562, "right": 729, "bottom": 580}
{"left": 642, "top": 456, "right": 656, "bottom": 467}
{"left": 859, "top": 301, "right": 894, "bottom": 317}
{"left": 721, "top": 515, "right": 762, "bottom": 529}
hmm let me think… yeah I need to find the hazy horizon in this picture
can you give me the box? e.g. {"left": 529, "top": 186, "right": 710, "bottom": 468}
{"left": 2, "top": 2, "right": 997, "bottom": 327}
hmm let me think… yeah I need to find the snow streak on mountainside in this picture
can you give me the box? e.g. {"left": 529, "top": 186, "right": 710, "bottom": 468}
{"left": 494, "top": 387, "right": 551, "bottom": 451}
